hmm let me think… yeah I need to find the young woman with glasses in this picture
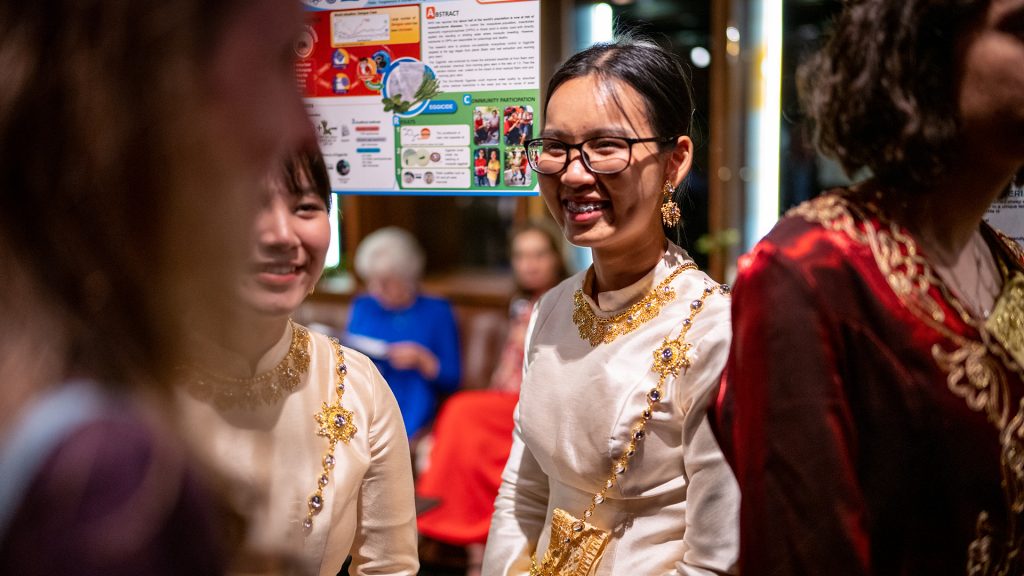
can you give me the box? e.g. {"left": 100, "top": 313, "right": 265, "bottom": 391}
{"left": 482, "top": 38, "right": 739, "bottom": 576}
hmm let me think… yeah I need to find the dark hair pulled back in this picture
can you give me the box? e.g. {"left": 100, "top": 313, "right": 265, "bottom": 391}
{"left": 546, "top": 36, "right": 696, "bottom": 145}
{"left": 545, "top": 35, "right": 696, "bottom": 239}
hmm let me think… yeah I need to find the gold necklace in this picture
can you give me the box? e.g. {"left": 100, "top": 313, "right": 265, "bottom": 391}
{"left": 182, "top": 320, "right": 311, "bottom": 410}
{"left": 303, "top": 336, "right": 357, "bottom": 533}
{"left": 572, "top": 263, "right": 695, "bottom": 346}
{"left": 531, "top": 282, "right": 728, "bottom": 575}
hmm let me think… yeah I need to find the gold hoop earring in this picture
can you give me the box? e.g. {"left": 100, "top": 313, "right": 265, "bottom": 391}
{"left": 661, "top": 180, "right": 681, "bottom": 228}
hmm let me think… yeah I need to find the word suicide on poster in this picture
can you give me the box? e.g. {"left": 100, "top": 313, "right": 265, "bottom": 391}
{"left": 299, "top": 0, "right": 541, "bottom": 196}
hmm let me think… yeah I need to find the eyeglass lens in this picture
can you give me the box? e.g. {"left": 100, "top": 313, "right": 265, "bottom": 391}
{"left": 526, "top": 137, "right": 632, "bottom": 175}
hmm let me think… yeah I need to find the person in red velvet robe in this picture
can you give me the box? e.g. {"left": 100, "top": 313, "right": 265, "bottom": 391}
{"left": 714, "top": 0, "right": 1024, "bottom": 574}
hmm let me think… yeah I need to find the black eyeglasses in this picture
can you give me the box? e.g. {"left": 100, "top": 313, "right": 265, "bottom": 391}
{"left": 525, "top": 135, "right": 677, "bottom": 175}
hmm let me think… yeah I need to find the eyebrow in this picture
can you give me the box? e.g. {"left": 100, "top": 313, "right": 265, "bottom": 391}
{"left": 285, "top": 184, "right": 322, "bottom": 199}
{"left": 539, "top": 127, "right": 637, "bottom": 141}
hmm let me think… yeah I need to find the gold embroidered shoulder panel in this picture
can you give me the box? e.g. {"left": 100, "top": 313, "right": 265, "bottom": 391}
{"left": 787, "top": 193, "right": 948, "bottom": 330}
{"left": 994, "top": 227, "right": 1024, "bottom": 267}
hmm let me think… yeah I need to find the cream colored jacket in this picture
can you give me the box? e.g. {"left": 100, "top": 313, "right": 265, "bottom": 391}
{"left": 483, "top": 244, "right": 739, "bottom": 576}
{"left": 178, "top": 325, "right": 418, "bottom": 576}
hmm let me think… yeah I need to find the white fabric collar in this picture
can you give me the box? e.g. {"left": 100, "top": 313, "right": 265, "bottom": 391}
{"left": 580, "top": 242, "right": 694, "bottom": 313}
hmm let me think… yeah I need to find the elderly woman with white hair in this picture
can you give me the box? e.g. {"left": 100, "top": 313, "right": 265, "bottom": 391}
{"left": 345, "top": 227, "right": 461, "bottom": 439}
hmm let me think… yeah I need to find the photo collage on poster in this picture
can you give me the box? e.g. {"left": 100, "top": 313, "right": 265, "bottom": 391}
{"left": 298, "top": 0, "right": 541, "bottom": 195}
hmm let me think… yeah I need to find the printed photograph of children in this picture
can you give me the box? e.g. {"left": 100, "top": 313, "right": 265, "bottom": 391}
{"left": 473, "top": 106, "right": 500, "bottom": 146}
{"left": 485, "top": 148, "right": 501, "bottom": 187}
{"left": 503, "top": 105, "right": 534, "bottom": 146}
{"left": 503, "top": 146, "right": 530, "bottom": 187}
{"left": 472, "top": 148, "right": 490, "bottom": 187}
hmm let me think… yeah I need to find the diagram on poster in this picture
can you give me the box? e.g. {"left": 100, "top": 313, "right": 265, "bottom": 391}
{"left": 299, "top": 0, "right": 540, "bottom": 195}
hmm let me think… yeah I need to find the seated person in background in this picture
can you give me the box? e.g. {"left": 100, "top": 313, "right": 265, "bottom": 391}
{"left": 417, "top": 221, "right": 568, "bottom": 576}
{"left": 345, "top": 227, "right": 461, "bottom": 439}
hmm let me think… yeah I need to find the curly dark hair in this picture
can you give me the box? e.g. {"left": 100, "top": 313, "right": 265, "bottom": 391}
{"left": 800, "top": 0, "right": 990, "bottom": 188}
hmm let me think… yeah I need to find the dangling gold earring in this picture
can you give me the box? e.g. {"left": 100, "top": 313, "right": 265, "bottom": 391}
{"left": 661, "top": 180, "right": 681, "bottom": 228}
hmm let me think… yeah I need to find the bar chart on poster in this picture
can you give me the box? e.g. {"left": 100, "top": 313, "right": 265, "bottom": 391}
{"left": 299, "top": 0, "right": 540, "bottom": 196}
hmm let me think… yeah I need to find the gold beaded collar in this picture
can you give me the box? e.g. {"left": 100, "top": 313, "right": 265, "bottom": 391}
{"left": 182, "top": 320, "right": 311, "bottom": 410}
{"left": 572, "top": 262, "right": 696, "bottom": 346}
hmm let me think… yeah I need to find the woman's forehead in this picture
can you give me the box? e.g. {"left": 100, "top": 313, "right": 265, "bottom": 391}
{"left": 513, "top": 229, "right": 550, "bottom": 249}
{"left": 545, "top": 75, "right": 649, "bottom": 136}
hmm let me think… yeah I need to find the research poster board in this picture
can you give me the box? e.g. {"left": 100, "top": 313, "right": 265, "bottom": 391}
{"left": 984, "top": 183, "right": 1024, "bottom": 248}
{"left": 298, "top": 0, "right": 541, "bottom": 195}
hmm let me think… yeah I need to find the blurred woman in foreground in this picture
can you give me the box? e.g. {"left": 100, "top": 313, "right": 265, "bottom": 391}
{"left": 0, "top": 0, "right": 312, "bottom": 573}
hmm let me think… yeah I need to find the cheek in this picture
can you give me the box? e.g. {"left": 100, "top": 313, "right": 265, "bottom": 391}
{"left": 961, "top": 38, "right": 1024, "bottom": 119}
{"left": 542, "top": 256, "right": 561, "bottom": 280}
{"left": 538, "top": 176, "right": 563, "bottom": 218}
{"left": 605, "top": 170, "right": 662, "bottom": 227}
{"left": 513, "top": 258, "right": 537, "bottom": 277}
{"left": 378, "top": 281, "right": 413, "bottom": 306}
{"left": 633, "top": 168, "right": 666, "bottom": 209}
{"left": 366, "top": 282, "right": 385, "bottom": 301}
{"left": 305, "top": 220, "right": 332, "bottom": 261}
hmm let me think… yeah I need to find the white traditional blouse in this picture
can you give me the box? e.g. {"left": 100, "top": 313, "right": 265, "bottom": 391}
{"left": 177, "top": 324, "right": 418, "bottom": 576}
{"left": 483, "top": 243, "right": 740, "bottom": 575}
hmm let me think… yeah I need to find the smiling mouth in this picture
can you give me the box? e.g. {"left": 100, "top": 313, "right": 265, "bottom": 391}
{"left": 257, "top": 264, "right": 302, "bottom": 275}
{"left": 565, "top": 200, "right": 608, "bottom": 214}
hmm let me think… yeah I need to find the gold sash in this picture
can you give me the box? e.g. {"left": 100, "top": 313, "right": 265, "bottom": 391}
{"left": 529, "top": 508, "right": 610, "bottom": 576}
